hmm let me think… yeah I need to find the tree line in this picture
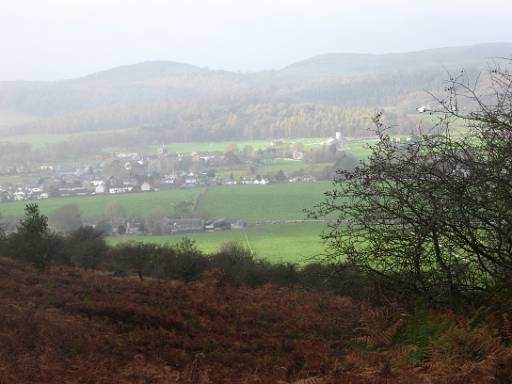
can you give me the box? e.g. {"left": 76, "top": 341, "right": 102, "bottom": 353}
{"left": 7, "top": 102, "right": 418, "bottom": 141}
{"left": 0, "top": 203, "right": 371, "bottom": 299}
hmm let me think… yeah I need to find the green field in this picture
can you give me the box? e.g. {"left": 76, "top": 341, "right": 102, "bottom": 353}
{"left": 0, "top": 188, "right": 205, "bottom": 219}
{"left": 216, "top": 160, "right": 332, "bottom": 178}
{"left": 0, "top": 176, "right": 23, "bottom": 185}
{"left": 154, "top": 137, "right": 324, "bottom": 154}
{"left": 0, "top": 129, "right": 139, "bottom": 149}
{"left": 0, "top": 182, "right": 333, "bottom": 262}
{"left": 258, "top": 160, "right": 331, "bottom": 175}
{"left": 0, "top": 111, "right": 38, "bottom": 128}
{"left": 197, "top": 182, "right": 332, "bottom": 223}
{"left": 109, "top": 223, "right": 326, "bottom": 264}
{"left": 344, "top": 140, "right": 375, "bottom": 160}
{"left": 0, "top": 133, "right": 80, "bottom": 147}
{"left": 0, "top": 181, "right": 332, "bottom": 223}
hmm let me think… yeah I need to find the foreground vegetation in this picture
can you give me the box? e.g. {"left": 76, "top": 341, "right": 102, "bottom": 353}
{"left": 0, "top": 204, "right": 345, "bottom": 290}
{"left": 1, "top": 257, "right": 512, "bottom": 383}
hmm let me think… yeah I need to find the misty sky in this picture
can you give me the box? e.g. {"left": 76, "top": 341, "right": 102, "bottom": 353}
{"left": 2, "top": 0, "right": 512, "bottom": 81}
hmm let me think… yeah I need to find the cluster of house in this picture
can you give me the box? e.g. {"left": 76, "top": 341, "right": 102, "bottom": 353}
{"left": 0, "top": 138, "right": 335, "bottom": 203}
{"left": 116, "top": 217, "right": 246, "bottom": 236}
{"left": 0, "top": 186, "right": 49, "bottom": 202}
{"left": 239, "top": 177, "right": 270, "bottom": 185}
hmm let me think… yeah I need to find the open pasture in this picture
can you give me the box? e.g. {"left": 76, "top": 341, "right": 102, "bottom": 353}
{"left": 109, "top": 223, "right": 326, "bottom": 264}
{"left": 0, "top": 181, "right": 332, "bottom": 223}
{"left": 0, "top": 188, "right": 205, "bottom": 219}
{"left": 155, "top": 137, "right": 325, "bottom": 154}
{"left": 197, "top": 181, "right": 332, "bottom": 223}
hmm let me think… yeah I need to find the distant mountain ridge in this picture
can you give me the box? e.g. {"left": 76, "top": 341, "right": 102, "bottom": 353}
{"left": 5, "top": 42, "right": 510, "bottom": 85}
{"left": 80, "top": 60, "right": 205, "bottom": 83}
{"left": 279, "top": 42, "right": 512, "bottom": 77}
{"left": 0, "top": 42, "right": 511, "bottom": 140}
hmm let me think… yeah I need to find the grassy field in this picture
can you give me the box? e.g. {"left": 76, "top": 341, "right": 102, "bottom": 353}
{"left": 257, "top": 160, "right": 331, "bottom": 175}
{"left": 0, "top": 182, "right": 333, "bottom": 262}
{"left": 0, "top": 129, "right": 138, "bottom": 148}
{"left": 0, "top": 175, "right": 23, "bottom": 185}
{"left": 109, "top": 223, "right": 326, "bottom": 264}
{"left": 198, "top": 181, "right": 332, "bottom": 223}
{"left": 154, "top": 137, "right": 324, "bottom": 154}
{"left": 0, "top": 110, "right": 38, "bottom": 128}
{"left": 0, "top": 133, "right": 80, "bottom": 147}
{"left": 0, "top": 181, "right": 331, "bottom": 223}
{"left": 344, "top": 140, "right": 375, "bottom": 160}
{"left": 216, "top": 160, "right": 332, "bottom": 178}
{"left": 0, "top": 188, "right": 205, "bottom": 219}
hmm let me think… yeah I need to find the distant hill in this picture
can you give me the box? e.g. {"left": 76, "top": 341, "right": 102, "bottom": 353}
{"left": 80, "top": 60, "right": 204, "bottom": 82}
{"left": 279, "top": 42, "right": 512, "bottom": 78}
{"left": 0, "top": 43, "right": 511, "bottom": 140}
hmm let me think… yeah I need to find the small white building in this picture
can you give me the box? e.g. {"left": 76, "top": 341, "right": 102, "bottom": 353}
{"left": 91, "top": 180, "right": 105, "bottom": 187}
{"left": 109, "top": 187, "right": 133, "bottom": 194}
{"left": 292, "top": 151, "right": 305, "bottom": 160}
{"left": 14, "top": 191, "right": 26, "bottom": 201}
{"left": 95, "top": 184, "right": 106, "bottom": 194}
{"left": 141, "top": 182, "right": 152, "bottom": 192}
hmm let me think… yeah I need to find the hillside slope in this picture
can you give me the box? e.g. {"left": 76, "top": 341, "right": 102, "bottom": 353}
{"left": 279, "top": 42, "right": 512, "bottom": 77}
{"left": 1, "top": 258, "right": 511, "bottom": 383}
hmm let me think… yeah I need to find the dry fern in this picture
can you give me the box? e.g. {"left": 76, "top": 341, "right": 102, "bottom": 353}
{"left": 180, "top": 353, "right": 210, "bottom": 384}
{"left": 502, "top": 313, "right": 511, "bottom": 343}
{"left": 290, "top": 377, "right": 326, "bottom": 384}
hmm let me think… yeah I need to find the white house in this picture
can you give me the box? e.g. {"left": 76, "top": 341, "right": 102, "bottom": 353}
{"left": 292, "top": 151, "right": 305, "bottom": 160}
{"left": 13, "top": 191, "right": 26, "bottom": 201}
{"left": 141, "top": 182, "right": 152, "bottom": 192}
{"left": 91, "top": 180, "right": 105, "bottom": 187}
{"left": 109, "top": 187, "right": 133, "bottom": 194}
{"left": 95, "top": 184, "right": 106, "bottom": 194}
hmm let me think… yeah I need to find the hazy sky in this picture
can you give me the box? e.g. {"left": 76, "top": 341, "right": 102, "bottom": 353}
{"left": 2, "top": 0, "right": 512, "bottom": 81}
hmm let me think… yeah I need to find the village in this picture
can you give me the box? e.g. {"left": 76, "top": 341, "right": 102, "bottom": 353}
{"left": 0, "top": 135, "right": 354, "bottom": 203}
{"left": 0, "top": 133, "right": 362, "bottom": 238}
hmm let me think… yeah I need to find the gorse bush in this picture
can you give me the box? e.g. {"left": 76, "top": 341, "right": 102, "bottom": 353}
{"left": 108, "top": 241, "right": 158, "bottom": 280}
{"left": 210, "top": 241, "right": 267, "bottom": 287}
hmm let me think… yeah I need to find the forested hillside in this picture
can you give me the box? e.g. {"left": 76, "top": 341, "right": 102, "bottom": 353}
{"left": 1, "top": 43, "right": 511, "bottom": 141}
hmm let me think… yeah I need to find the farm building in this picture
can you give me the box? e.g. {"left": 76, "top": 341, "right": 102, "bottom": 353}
{"left": 166, "top": 218, "right": 205, "bottom": 234}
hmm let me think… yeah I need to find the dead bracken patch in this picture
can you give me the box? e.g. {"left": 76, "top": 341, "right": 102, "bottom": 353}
{"left": 0, "top": 257, "right": 511, "bottom": 383}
